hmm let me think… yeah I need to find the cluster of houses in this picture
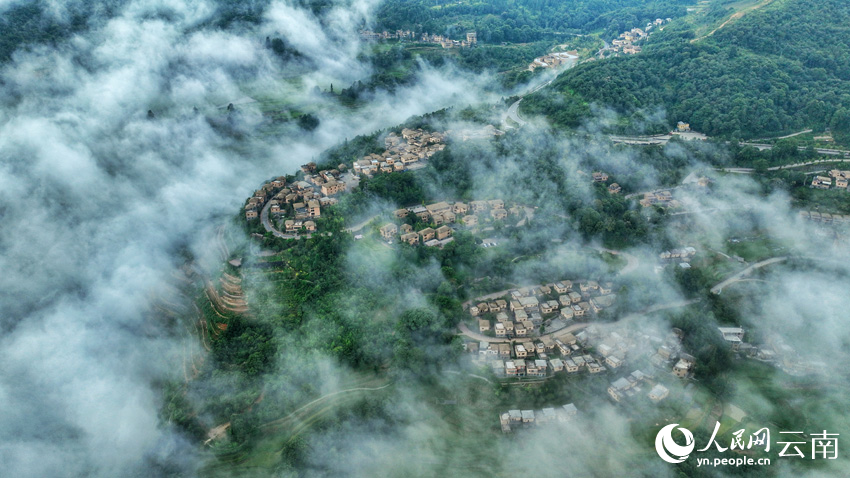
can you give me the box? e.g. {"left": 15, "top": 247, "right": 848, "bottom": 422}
{"left": 639, "top": 190, "right": 680, "bottom": 208}
{"left": 244, "top": 176, "right": 327, "bottom": 231}
{"left": 811, "top": 170, "right": 850, "bottom": 190}
{"left": 472, "top": 327, "right": 607, "bottom": 375}
{"left": 246, "top": 126, "right": 508, "bottom": 239}
{"left": 361, "top": 30, "right": 477, "bottom": 48}
{"left": 717, "top": 327, "right": 824, "bottom": 376}
{"left": 659, "top": 247, "right": 697, "bottom": 263}
{"left": 471, "top": 280, "right": 617, "bottom": 337}
{"left": 354, "top": 128, "right": 446, "bottom": 176}
{"left": 418, "top": 31, "right": 477, "bottom": 48}
{"left": 590, "top": 171, "right": 621, "bottom": 194}
{"left": 528, "top": 51, "right": 577, "bottom": 71}
{"left": 499, "top": 403, "right": 578, "bottom": 433}
{"left": 648, "top": 328, "right": 696, "bottom": 379}
{"left": 608, "top": 369, "right": 670, "bottom": 403}
{"left": 358, "top": 29, "right": 415, "bottom": 41}
{"left": 245, "top": 163, "right": 357, "bottom": 234}
{"left": 379, "top": 199, "right": 524, "bottom": 247}
{"left": 798, "top": 210, "right": 850, "bottom": 224}
{"left": 610, "top": 18, "right": 670, "bottom": 55}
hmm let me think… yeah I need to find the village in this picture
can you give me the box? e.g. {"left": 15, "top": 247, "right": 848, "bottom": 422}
{"left": 242, "top": 123, "right": 510, "bottom": 239}
{"left": 377, "top": 199, "right": 530, "bottom": 248}
{"left": 608, "top": 18, "right": 671, "bottom": 56}
{"left": 359, "top": 29, "right": 478, "bottom": 49}
{"left": 490, "top": 323, "right": 708, "bottom": 433}
{"left": 242, "top": 128, "right": 450, "bottom": 235}
{"left": 488, "top": 318, "right": 821, "bottom": 434}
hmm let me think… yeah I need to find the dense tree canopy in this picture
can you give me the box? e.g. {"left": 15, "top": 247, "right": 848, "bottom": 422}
{"left": 523, "top": 0, "right": 850, "bottom": 139}
{"left": 375, "top": 0, "right": 689, "bottom": 43}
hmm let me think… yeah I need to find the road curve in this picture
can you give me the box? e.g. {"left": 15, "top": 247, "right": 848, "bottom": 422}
{"left": 710, "top": 256, "right": 788, "bottom": 294}
{"left": 260, "top": 200, "right": 309, "bottom": 240}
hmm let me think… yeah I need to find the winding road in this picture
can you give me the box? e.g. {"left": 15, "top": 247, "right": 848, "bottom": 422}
{"left": 717, "top": 158, "right": 850, "bottom": 174}
{"left": 502, "top": 53, "right": 577, "bottom": 130}
{"left": 710, "top": 256, "right": 788, "bottom": 294}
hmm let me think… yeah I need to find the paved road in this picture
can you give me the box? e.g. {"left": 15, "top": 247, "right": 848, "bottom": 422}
{"left": 608, "top": 132, "right": 849, "bottom": 159}
{"left": 505, "top": 98, "right": 527, "bottom": 127}
{"left": 710, "top": 256, "right": 788, "bottom": 294}
{"left": 346, "top": 214, "right": 378, "bottom": 233}
{"left": 717, "top": 158, "right": 850, "bottom": 174}
{"left": 750, "top": 129, "right": 812, "bottom": 142}
{"left": 503, "top": 54, "right": 576, "bottom": 129}
{"left": 738, "top": 143, "right": 849, "bottom": 157}
{"left": 260, "top": 200, "right": 306, "bottom": 240}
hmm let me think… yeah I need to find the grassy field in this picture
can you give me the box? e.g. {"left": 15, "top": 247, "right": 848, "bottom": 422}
{"left": 725, "top": 234, "right": 789, "bottom": 262}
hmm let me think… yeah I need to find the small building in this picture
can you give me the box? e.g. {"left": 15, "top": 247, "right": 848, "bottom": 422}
{"left": 307, "top": 199, "right": 321, "bottom": 217}
{"left": 541, "top": 300, "right": 559, "bottom": 314}
{"left": 419, "top": 227, "right": 436, "bottom": 241}
{"left": 648, "top": 384, "right": 669, "bottom": 402}
{"left": 478, "top": 319, "right": 490, "bottom": 332}
{"left": 605, "top": 356, "right": 623, "bottom": 369}
{"left": 400, "top": 232, "right": 420, "bottom": 245}
{"left": 559, "top": 403, "right": 578, "bottom": 421}
{"left": 490, "top": 208, "right": 508, "bottom": 220}
{"left": 515, "top": 344, "right": 528, "bottom": 358}
{"left": 380, "top": 223, "right": 398, "bottom": 241}
{"left": 436, "top": 225, "right": 453, "bottom": 240}
{"left": 549, "top": 358, "right": 564, "bottom": 372}
{"left": 515, "top": 322, "right": 528, "bottom": 338}
{"left": 672, "top": 359, "right": 691, "bottom": 378}
{"left": 718, "top": 327, "right": 745, "bottom": 351}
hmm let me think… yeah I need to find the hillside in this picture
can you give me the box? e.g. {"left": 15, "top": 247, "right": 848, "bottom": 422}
{"left": 374, "top": 0, "right": 691, "bottom": 43}
{"left": 522, "top": 0, "right": 850, "bottom": 140}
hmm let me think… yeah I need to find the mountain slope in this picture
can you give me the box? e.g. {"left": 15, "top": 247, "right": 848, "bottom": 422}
{"left": 522, "top": 0, "right": 850, "bottom": 140}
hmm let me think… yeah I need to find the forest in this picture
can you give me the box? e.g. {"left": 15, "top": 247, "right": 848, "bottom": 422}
{"left": 374, "top": 0, "right": 690, "bottom": 44}
{"left": 522, "top": 0, "right": 850, "bottom": 140}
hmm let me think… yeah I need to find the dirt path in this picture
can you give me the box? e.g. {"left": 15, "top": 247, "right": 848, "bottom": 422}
{"left": 692, "top": 0, "right": 775, "bottom": 43}
{"left": 261, "top": 381, "right": 392, "bottom": 430}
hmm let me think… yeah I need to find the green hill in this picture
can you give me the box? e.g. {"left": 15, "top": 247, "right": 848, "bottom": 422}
{"left": 522, "top": 0, "right": 850, "bottom": 141}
